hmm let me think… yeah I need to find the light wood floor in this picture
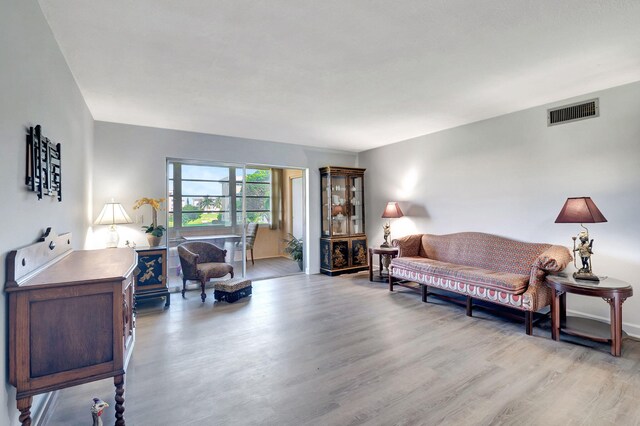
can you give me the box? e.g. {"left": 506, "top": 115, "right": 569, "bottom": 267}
{"left": 166, "top": 256, "right": 302, "bottom": 294}
{"left": 45, "top": 273, "right": 640, "bottom": 426}
{"left": 231, "top": 256, "right": 303, "bottom": 281}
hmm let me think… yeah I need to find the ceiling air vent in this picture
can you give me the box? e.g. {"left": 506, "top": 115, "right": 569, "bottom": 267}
{"left": 547, "top": 98, "right": 599, "bottom": 126}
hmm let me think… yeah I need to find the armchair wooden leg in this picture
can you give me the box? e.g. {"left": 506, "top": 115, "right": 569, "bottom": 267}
{"left": 251, "top": 248, "right": 254, "bottom": 265}
{"left": 200, "top": 279, "right": 207, "bottom": 302}
{"left": 466, "top": 296, "right": 473, "bottom": 317}
{"left": 421, "top": 285, "right": 428, "bottom": 303}
{"left": 182, "top": 278, "right": 187, "bottom": 298}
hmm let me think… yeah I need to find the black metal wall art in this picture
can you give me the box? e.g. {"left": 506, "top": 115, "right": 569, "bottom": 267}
{"left": 25, "top": 125, "right": 62, "bottom": 201}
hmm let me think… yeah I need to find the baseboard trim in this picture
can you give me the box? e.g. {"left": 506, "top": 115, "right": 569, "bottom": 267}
{"left": 567, "top": 309, "right": 640, "bottom": 338}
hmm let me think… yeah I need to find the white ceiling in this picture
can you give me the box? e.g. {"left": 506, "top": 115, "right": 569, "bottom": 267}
{"left": 39, "top": 0, "right": 640, "bottom": 152}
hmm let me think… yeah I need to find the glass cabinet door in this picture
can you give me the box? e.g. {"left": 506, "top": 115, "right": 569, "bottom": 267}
{"left": 321, "top": 174, "right": 330, "bottom": 236}
{"left": 330, "top": 175, "right": 348, "bottom": 236}
{"left": 349, "top": 175, "right": 364, "bottom": 235}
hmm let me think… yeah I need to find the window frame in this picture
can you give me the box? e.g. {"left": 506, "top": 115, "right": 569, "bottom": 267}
{"left": 239, "top": 169, "right": 272, "bottom": 225}
{"left": 168, "top": 161, "right": 272, "bottom": 231}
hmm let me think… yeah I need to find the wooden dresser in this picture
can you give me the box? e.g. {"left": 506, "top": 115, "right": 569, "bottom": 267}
{"left": 5, "top": 229, "right": 137, "bottom": 426}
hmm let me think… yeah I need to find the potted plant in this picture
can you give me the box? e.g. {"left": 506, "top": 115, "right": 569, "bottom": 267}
{"left": 283, "top": 234, "right": 304, "bottom": 271}
{"left": 133, "top": 197, "right": 166, "bottom": 247}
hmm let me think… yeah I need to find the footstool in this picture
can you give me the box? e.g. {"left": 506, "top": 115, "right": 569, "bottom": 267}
{"left": 214, "top": 278, "right": 252, "bottom": 303}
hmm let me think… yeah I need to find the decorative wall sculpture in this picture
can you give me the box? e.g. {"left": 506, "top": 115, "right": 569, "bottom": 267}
{"left": 25, "top": 125, "right": 62, "bottom": 201}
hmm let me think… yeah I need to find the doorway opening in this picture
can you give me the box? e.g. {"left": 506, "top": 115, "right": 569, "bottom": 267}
{"left": 165, "top": 159, "right": 306, "bottom": 293}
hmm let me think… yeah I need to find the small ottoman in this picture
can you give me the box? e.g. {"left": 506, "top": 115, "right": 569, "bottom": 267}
{"left": 214, "top": 278, "right": 252, "bottom": 303}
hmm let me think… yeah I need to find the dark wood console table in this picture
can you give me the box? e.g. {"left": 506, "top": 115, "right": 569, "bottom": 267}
{"left": 545, "top": 274, "right": 633, "bottom": 357}
{"left": 5, "top": 229, "right": 137, "bottom": 425}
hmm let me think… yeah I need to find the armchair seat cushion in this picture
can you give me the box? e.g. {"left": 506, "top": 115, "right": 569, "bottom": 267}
{"left": 392, "top": 256, "right": 530, "bottom": 294}
{"left": 197, "top": 262, "right": 234, "bottom": 279}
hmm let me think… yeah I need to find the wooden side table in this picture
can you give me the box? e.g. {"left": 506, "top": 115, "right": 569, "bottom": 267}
{"left": 368, "top": 247, "right": 399, "bottom": 282}
{"left": 545, "top": 274, "right": 633, "bottom": 356}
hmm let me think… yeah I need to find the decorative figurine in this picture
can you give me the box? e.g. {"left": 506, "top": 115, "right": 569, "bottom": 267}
{"left": 381, "top": 223, "right": 391, "bottom": 248}
{"left": 575, "top": 231, "right": 593, "bottom": 271}
{"left": 572, "top": 230, "right": 598, "bottom": 281}
{"left": 91, "top": 398, "right": 109, "bottom": 426}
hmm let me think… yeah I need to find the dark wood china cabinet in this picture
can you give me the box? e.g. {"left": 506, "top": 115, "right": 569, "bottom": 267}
{"left": 319, "top": 166, "right": 368, "bottom": 275}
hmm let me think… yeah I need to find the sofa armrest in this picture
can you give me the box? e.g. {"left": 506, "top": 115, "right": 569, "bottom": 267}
{"left": 523, "top": 245, "right": 573, "bottom": 304}
{"left": 535, "top": 245, "right": 573, "bottom": 273}
{"left": 391, "top": 234, "right": 423, "bottom": 257}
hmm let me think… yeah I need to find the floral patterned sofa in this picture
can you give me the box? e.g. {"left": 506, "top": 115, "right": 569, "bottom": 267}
{"left": 390, "top": 232, "right": 572, "bottom": 334}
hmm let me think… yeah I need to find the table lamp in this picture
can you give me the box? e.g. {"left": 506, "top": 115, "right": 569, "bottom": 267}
{"left": 381, "top": 202, "right": 404, "bottom": 248}
{"left": 95, "top": 200, "right": 133, "bottom": 248}
{"left": 554, "top": 196, "right": 607, "bottom": 281}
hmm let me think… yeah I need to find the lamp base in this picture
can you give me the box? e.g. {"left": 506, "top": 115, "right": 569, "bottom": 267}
{"left": 380, "top": 242, "right": 390, "bottom": 248}
{"left": 573, "top": 271, "right": 600, "bottom": 282}
{"left": 105, "top": 225, "right": 119, "bottom": 248}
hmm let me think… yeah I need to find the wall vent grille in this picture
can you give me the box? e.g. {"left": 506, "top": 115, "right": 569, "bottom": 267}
{"left": 547, "top": 98, "right": 599, "bottom": 126}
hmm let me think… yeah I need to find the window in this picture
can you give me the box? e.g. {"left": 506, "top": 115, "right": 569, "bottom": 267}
{"left": 237, "top": 168, "right": 271, "bottom": 225}
{"left": 168, "top": 162, "right": 271, "bottom": 230}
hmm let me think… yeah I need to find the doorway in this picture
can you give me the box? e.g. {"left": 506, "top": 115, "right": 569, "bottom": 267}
{"left": 165, "top": 159, "right": 306, "bottom": 292}
{"left": 292, "top": 177, "right": 303, "bottom": 240}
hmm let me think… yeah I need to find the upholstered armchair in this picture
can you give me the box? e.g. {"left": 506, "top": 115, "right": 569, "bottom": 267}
{"left": 178, "top": 242, "right": 234, "bottom": 302}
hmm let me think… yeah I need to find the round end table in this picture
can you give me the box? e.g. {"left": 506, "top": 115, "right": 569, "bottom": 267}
{"left": 368, "top": 247, "right": 399, "bottom": 282}
{"left": 545, "top": 274, "right": 633, "bottom": 356}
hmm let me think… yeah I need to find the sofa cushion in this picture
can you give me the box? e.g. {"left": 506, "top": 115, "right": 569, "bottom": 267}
{"left": 391, "top": 256, "right": 530, "bottom": 294}
{"left": 419, "top": 232, "right": 551, "bottom": 276}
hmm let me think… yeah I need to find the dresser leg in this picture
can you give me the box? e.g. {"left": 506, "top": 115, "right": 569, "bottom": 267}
{"left": 17, "top": 396, "right": 32, "bottom": 426}
{"left": 114, "top": 374, "right": 125, "bottom": 426}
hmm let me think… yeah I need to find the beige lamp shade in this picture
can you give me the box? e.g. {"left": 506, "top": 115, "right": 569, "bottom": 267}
{"left": 95, "top": 202, "right": 133, "bottom": 225}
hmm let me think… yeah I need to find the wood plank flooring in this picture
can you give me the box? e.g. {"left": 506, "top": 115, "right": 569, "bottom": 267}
{"left": 166, "top": 256, "right": 302, "bottom": 295}
{"left": 44, "top": 273, "right": 640, "bottom": 426}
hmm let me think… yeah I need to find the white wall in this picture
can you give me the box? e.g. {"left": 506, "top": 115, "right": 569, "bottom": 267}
{"left": 0, "top": 0, "right": 95, "bottom": 424}
{"left": 91, "top": 121, "right": 357, "bottom": 273}
{"left": 359, "top": 81, "right": 640, "bottom": 336}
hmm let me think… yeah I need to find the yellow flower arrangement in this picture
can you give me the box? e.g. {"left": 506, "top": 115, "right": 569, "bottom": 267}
{"left": 133, "top": 197, "right": 166, "bottom": 237}
{"left": 133, "top": 197, "right": 165, "bottom": 212}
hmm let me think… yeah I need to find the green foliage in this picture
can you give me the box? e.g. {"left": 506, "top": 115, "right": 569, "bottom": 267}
{"left": 142, "top": 224, "right": 166, "bottom": 237}
{"left": 182, "top": 203, "right": 200, "bottom": 225}
{"left": 283, "top": 234, "right": 303, "bottom": 262}
{"left": 246, "top": 169, "right": 270, "bottom": 182}
{"left": 246, "top": 212, "right": 270, "bottom": 224}
{"left": 198, "top": 196, "right": 223, "bottom": 211}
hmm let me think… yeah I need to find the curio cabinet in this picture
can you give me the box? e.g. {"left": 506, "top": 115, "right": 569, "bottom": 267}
{"left": 320, "top": 166, "right": 368, "bottom": 275}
